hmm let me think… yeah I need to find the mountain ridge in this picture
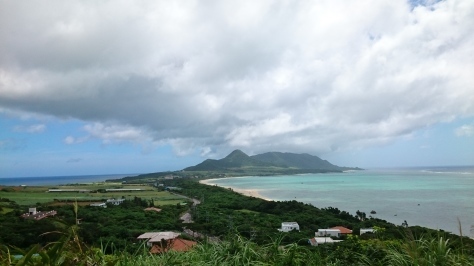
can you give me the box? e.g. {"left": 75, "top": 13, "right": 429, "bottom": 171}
{"left": 184, "top": 150, "right": 360, "bottom": 172}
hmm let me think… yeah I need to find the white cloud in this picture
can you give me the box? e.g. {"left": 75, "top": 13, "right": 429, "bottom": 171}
{"left": 0, "top": 0, "right": 474, "bottom": 158}
{"left": 83, "top": 123, "right": 154, "bottom": 144}
{"left": 64, "top": 136, "right": 78, "bottom": 144}
{"left": 455, "top": 124, "right": 474, "bottom": 137}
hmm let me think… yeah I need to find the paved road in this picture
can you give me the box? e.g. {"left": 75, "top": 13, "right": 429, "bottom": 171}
{"left": 171, "top": 192, "right": 200, "bottom": 223}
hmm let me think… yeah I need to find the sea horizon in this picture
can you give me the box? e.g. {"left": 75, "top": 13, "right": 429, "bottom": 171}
{"left": 0, "top": 173, "right": 141, "bottom": 186}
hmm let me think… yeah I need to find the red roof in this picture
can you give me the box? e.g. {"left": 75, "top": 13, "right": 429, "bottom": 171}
{"left": 331, "top": 226, "right": 352, "bottom": 234}
{"left": 144, "top": 207, "right": 162, "bottom": 212}
{"left": 150, "top": 238, "right": 197, "bottom": 254}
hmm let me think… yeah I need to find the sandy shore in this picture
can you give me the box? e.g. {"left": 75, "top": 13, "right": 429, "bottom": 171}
{"left": 199, "top": 178, "right": 269, "bottom": 200}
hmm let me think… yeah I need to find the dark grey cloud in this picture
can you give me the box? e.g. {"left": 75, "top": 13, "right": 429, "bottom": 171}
{"left": 1, "top": 0, "right": 473, "bottom": 158}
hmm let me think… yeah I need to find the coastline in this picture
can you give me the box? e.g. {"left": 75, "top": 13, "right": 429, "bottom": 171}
{"left": 199, "top": 178, "right": 270, "bottom": 200}
{"left": 198, "top": 170, "right": 474, "bottom": 236}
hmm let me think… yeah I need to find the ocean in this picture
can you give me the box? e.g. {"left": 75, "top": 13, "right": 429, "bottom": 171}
{"left": 205, "top": 166, "right": 474, "bottom": 236}
{"left": 0, "top": 174, "right": 135, "bottom": 186}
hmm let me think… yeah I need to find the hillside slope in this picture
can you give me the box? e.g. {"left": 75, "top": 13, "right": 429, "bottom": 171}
{"left": 183, "top": 150, "right": 356, "bottom": 173}
{"left": 251, "top": 152, "right": 341, "bottom": 170}
{"left": 184, "top": 150, "right": 275, "bottom": 171}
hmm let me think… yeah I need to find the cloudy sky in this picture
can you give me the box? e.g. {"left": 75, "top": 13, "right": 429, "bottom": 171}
{"left": 1, "top": 0, "right": 473, "bottom": 177}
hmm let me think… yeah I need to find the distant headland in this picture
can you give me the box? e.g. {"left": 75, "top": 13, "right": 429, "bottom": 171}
{"left": 108, "top": 150, "right": 362, "bottom": 183}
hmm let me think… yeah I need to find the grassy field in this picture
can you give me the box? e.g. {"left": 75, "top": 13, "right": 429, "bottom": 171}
{"left": 0, "top": 183, "right": 186, "bottom": 206}
{"left": 0, "top": 206, "right": 14, "bottom": 214}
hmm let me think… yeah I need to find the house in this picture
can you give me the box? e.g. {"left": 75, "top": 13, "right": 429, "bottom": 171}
{"left": 316, "top": 229, "right": 341, "bottom": 237}
{"left": 137, "top": 231, "right": 181, "bottom": 247}
{"left": 278, "top": 222, "right": 300, "bottom": 232}
{"left": 149, "top": 238, "right": 197, "bottom": 254}
{"left": 308, "top": 237, "right": 343, "bottom": 246}
{"left": 21, "top": 208, "right": 57, "bottom": 220}
{"left": 106, "top": 198, "right": 125, "bottom": 205}
{"left": 331, "top": 226, "right": 352, "bottom": 235}
{"left": 144, "top": 207, "right": 162, "bottom": 212}
{"left": 137, "top": 231, "right": 196, "bottom": 253}
{"left": 360, "top": 228, "right": 375, "bottom": 235}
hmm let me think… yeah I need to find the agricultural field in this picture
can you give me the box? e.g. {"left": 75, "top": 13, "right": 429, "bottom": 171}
{"left": 0, "top": 183, "right": 186, "bottom": 206}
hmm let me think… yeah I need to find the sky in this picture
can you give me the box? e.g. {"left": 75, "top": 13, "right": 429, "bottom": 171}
{"left": 1, "top": 0, "right": 473, "bottom": 178}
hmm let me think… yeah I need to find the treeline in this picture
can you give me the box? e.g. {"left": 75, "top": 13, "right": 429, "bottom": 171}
{"left": 0, "top": 197, "right": 186, "bottom": 252}
{"left": 177, "top": 179, "right": 400, "bottom": 241}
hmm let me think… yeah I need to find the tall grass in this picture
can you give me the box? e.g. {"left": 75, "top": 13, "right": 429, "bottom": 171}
{"left": 115, "top": 234, "right": 329, "bottom": 266}
{"left": 384, "top": 236, "right": 473, "bottom": 266}
{"left": 2, "top": 226, "right": 473, "bottom": 265}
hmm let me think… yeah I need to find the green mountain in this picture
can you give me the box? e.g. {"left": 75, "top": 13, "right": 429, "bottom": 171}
{"left": 183, "top": 150, "right": 358, "bottom": 173}
{"left": 184, "top": 149, "right": 274, "bottom": 171}
{"left": 251, "top": 152, "right": 341, "bottom": 170}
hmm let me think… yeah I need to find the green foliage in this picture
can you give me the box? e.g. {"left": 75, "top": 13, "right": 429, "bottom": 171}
{"left": 174, "top": 179, "right": 392, "bottom": 245}
{"left": 4, "top": 230, "right": 471, "bottom": 266}
{"left": 0, "top": 197, "right": 184, "bottom": 250}
{"left": 252, "top": 151, "right": 342, "bottom": 170}
{"left": 1, "top": 179, "right": 473, "bottom": 265}
{"left": 384, "top": 236, "right": 474, "bottom": 265}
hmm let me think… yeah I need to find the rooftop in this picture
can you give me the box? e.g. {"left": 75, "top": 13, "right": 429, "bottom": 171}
{"left": 144, "top": 207, "right": 162, "bottom": 212}
{"left": 331, "top": 226, "right": 353, "bottom": 234}
{"left": 137, "top": 231, "right": 180, "bottom": 241}
{"left": 149, "top": 238, "right": 197, "bottom": 253}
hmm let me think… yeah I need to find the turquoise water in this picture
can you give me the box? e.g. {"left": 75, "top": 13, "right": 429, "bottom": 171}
{"left": 207, "top": 167, "right": 474, "bottom": 236}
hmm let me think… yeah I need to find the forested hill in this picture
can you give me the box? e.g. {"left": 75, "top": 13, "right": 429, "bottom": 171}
{"left": 183, "top": 149, "right": 360, "bottom": 173}
{"left": 183, "top": 150, "right": 274, "bottom": 171}
{"left": 251, "top": 152, "right": 341, "bottom": 170}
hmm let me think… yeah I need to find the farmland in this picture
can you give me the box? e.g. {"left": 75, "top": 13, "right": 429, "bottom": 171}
{"left": 0, "top": 183, "right": 185, "bottom": 206}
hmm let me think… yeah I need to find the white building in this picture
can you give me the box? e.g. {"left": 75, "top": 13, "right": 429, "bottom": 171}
{"left": 360, "top": 228, "right": 375, "bottom": 235}
{"left": 316, "top": 229, "right": 341, "bottom": 237}
{"left": 29, "top": 207, "right": 37, "bottom": 215}
{"left": 278, "top": 222, "right": 300, "bottom": 232}
{"left": 106, "top": 198, "right": 125, "bottom": 205}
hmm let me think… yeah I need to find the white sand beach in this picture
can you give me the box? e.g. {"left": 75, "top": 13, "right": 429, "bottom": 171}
{"left": 199, "top": 178, "right": 269, "bottom": 200}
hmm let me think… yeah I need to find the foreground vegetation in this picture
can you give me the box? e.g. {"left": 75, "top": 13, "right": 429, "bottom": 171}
{"left": 1, "top": 177, "right": 473, "bottom": 265}
{"left": 1, "top": 228, "right": 473, "bottom": 265}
